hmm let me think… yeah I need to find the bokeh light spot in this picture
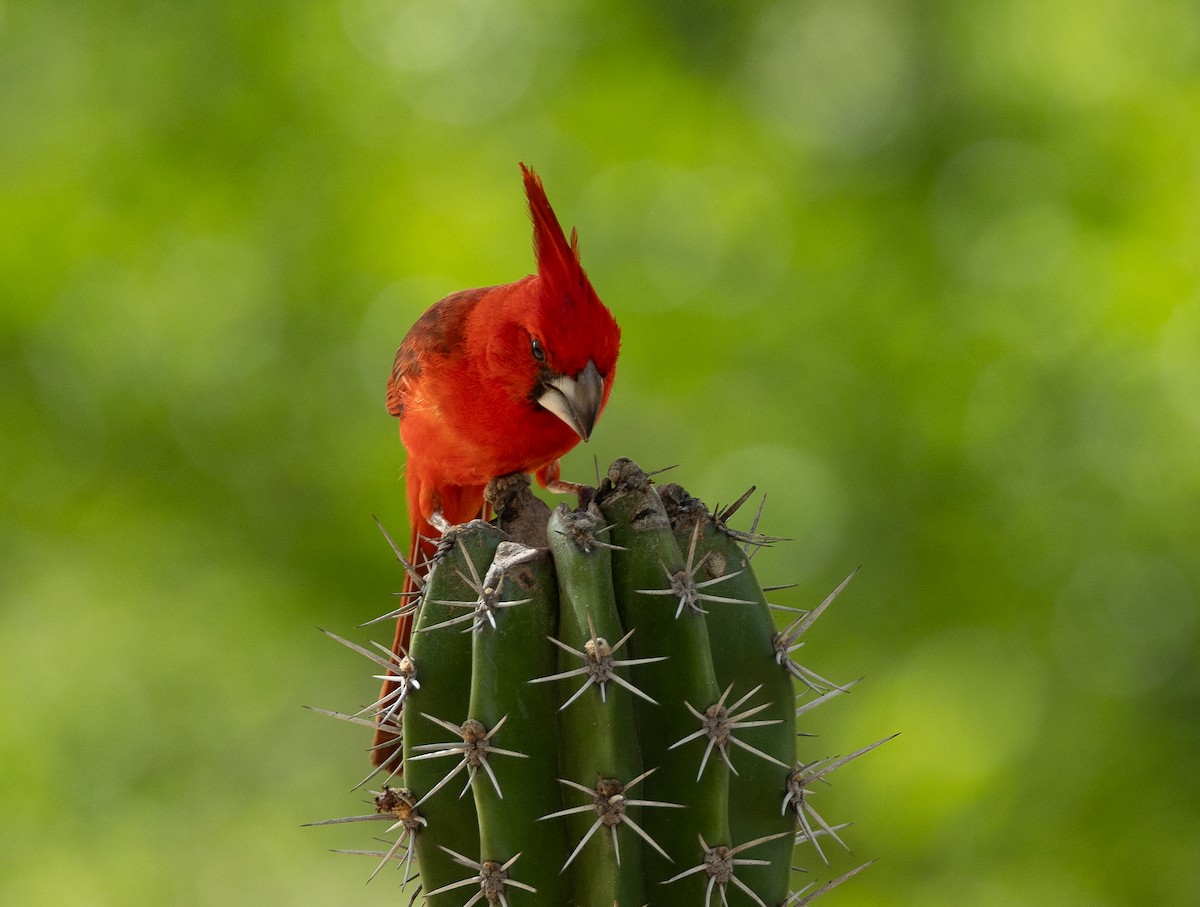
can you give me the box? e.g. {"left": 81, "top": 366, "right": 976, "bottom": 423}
{"left": 931, "top": 140, "right": 1076, "bottom": 292}
{"left": 340, "top": 0, "right": 535, "bottom": 124}
{"left": 856, "top": 628, "right": 1048, "bottom": 831}
{"left": 640, "top": 169, "right": 727, "bottom": 303}
{"left": 1053, "top": 552, "right": 1196, "bottom": 697}
{"left": 340, "top": 0, "right": 486, "bottom": 73}
{"left": 699, "top": 443, "right": 847, "bottom": 584}
{"left": 742, "top": 0, "right": 917, "bottom": 155}
{"left": 355, "top": 276, "right": 453, "bottom": 400}
{"left": 581, "top": 163, "right": 794, "bottom": 313}
{"left": 1159, "top": 297, "right": 1200, "bottom": 431}
{"left": 963, "top": 359, "right": 1061, "bottom": 497}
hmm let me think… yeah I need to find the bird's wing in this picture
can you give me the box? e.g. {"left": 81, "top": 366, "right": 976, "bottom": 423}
{"left": 385, "top": 286, "right": 489, "bottom": 418}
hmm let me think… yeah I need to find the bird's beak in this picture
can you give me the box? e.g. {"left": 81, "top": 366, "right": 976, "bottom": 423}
{"left": 538, "top": 360, "right": 604, "bottom": 441}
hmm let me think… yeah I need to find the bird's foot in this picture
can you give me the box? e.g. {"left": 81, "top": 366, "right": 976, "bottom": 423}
{"left": 485, "top": 472, "right": 551, "bottom": 548}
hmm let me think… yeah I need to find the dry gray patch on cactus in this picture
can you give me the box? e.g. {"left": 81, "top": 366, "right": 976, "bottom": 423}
{"left": 310, "top": 457, "right": 894, "bottom": 906}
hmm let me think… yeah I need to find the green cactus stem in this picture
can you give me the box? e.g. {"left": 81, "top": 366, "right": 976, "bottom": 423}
{"left": 541, "top": 503, "right": 655, "bottom": 906}
{"left": 313, "top": 459, "right": 889, "bottom": 906}
{"left": 465, "top": 542, "right": 570, "bottom": 904}
{"left": 592, "top": 458, "right": 734, "bottom": 903}
{"left": 402, "top": 520, "right": 503, "bottom": 906}
{"left": 656, "top": 483, "right": 802, "bottom": 904}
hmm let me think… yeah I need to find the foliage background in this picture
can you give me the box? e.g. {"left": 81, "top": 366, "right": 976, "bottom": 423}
{"left": 3, "top": 1, "right": 1199, "bottom": 904}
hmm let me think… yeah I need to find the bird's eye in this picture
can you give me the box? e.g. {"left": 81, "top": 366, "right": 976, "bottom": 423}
{"left": 530, "top": 337, "right": 547, "bottom": 363}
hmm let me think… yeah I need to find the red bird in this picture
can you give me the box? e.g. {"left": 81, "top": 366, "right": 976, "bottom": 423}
{"left": 372, "top": 164, "right": 621, "bottom": 768}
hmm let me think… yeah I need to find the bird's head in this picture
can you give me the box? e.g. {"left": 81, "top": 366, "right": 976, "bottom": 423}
{"left": 488, "top": 165, "right": 620, "bottom": 442}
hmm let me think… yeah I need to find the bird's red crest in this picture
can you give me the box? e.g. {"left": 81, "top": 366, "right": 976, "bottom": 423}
{"left": 521, "top": 163, "right": 582, "bottom": 291}
{"left": 519, "top": 164, "right": 620, "bottom": 376}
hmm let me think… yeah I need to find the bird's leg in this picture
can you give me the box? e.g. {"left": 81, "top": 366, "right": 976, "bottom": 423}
{"left": 429, "top": 511, "right": 452, "bottom": 535}
{"left": 535, "top": 459, "right": 595, "bottom": 508}
{"left": 544, "top": 477, "right": 589, "bottom": 496}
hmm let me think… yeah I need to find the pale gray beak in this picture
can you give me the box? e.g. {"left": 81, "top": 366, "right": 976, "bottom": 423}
{"left": 538, "top": 360, "right": 604, "bottom": 441}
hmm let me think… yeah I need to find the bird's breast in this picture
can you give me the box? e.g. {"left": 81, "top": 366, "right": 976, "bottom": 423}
{"left": 401, "top": 394, "right": 580, "bottom": 488}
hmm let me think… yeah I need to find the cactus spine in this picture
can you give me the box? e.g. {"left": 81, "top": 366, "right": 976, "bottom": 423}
{"left": 316, "top": 458, "right": 886, "bottom": 905}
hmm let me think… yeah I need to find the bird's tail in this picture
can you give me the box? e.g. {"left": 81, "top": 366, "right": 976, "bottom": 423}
{"left": 368, "top": 513, "right": 431, "bottom": 772}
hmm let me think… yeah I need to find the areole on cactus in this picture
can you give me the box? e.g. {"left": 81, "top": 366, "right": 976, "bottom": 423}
{"left": 312, "top": 457, "right": 891, "bottom": 906}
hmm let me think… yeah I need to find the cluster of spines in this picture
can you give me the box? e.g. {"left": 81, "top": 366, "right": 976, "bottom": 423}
{"left": 311, "top": 458, "right": 891, "bottom": 906}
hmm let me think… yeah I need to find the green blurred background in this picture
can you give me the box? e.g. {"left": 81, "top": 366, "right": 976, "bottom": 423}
{"left": 3, "top": 0, "right": 1198, "bottom": 904}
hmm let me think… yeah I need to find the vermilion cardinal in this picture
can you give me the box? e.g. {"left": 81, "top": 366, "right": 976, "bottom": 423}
{"left": 372, "top": 164, "right": 621, "bottom": 768}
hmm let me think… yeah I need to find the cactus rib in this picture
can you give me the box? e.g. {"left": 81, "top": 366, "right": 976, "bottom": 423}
{"left": 401, "top": 520, "right": 502, "bottom": 906}
{"left": 544, "top": 503, "right": 654, "bottom": 906}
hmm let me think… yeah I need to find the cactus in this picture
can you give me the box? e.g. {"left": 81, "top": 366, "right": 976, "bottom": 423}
{"left": 313, "top": 458, "right": 890, "bottom": 905}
